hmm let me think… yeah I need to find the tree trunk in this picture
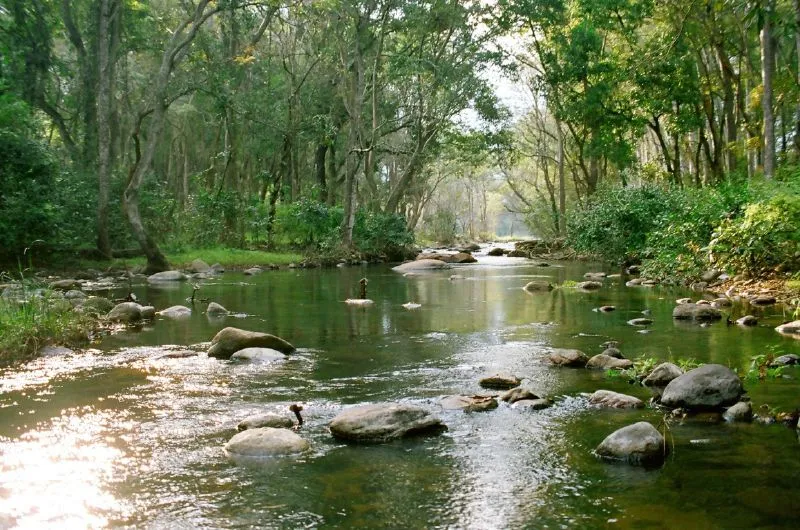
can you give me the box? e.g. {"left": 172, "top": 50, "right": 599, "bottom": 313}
{"left": 314, "top": 143, "right": 328, "bottom": 202}
{"left": 794, "top": 0, "right": 800, "bottom": 155}
{"left": 761, "top": 0, "right": 776, "bottom": 179}
{"left": 556, "top": 121, "right": 566, "bottom": 236}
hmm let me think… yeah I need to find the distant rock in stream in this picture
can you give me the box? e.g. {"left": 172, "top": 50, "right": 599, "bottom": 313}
{"left": 479, "top": 373, "right": 522, "bottom": 390}
{"left": 107, "top": 302, "right": 143, "bottom": 323}
{"left": 392, "top": 259, "right": 451, "bottom": 273}
{"left": 206, "top": 302, "right": 229, "bottom": 316}
{"left": 775, "top": 320, "right": 800, "bottom": 339}
{"left": 589, "top": 390, "right": 644, "bottom": 409}
{"left": 238, "top": 413, "right": 294, "bottom": 431}
{"left": 440, "top": 395, "right": 498, "bottom": 412}
{"left": 224, "top": 427, "right": 309, "bottom": 458}
{"left": 548, "top": 349, "right": 588, "bottom": 367}
{"left": 586, "top": 354, "right": 633, "bottom": 370}
{"left": 672, "top": 303, "right": 722, "bottom": 321}
{"left": 158, "top": 305, "right": 192, "bottom": 319}
{"left": 208, "top": 327, "right": 295, "bottom": 359}
{"left": 147, "top": 270, "right": 187, "bottom": 282}
{"left": 329, "top": 403, "right": 445, "bottom": 443}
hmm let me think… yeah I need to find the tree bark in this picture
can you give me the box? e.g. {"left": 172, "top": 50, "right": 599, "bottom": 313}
{"left": 761, "top": 0, "right": 776, "bottom": 179}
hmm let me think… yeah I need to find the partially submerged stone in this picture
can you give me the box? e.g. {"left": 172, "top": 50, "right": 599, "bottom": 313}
{"left": 586, "top": 354, "right": 633, "bottom": 370}
{"left": 589, "top": 390, "right": 644, "bottom": 409}
{"left": 577, "top": 281, "right": 602, "bottom": 290}
{"left": 643, "top": 362, "right": 683, "bottom": 388}
{"left": 595, "top": 422, "right": 668, "bottom": 466}
{"left": 523, "top": 281, "right": 553, "bottom": 292}
{"left": 627, "top": 318, "right": 653, "bottom": 326}
{"left": 224, "top": 427, "right": 309, "bottom": 457}
{"left": 107, "top": 302, "right": 142, "bottom": 323}
{"left": 147, "top": 270, "right": 187, "bottom": 282}
{"left": 512, "top": 398, "right": 552, "bottom": 410}
{"left": 50, "top": 279, "right": 81, "bottom": 291}
{"left": 479, "top": 373, "right": 522, "bottom": 390}
{"left": 39, "top": 345, "right": 74, "bottom": 357}
{"left": 207, "top": 302, "right": 229, "bottom": 316}
{"left": 775, "top": 320, "right": 800, "bottom": 339}
{"left": 750, "top": 295, "right": 776, "bottom": 306}
{"left": 392, "top": 259, "right": 451, "bottom": 273}
{"left": 672, "top": 303, "right": 722, "bottom": 321}
{"left": 243, "top": 267, "right": 263, "bottom": 275}
{"left": 237, "top": 413, "right": 294, "bottom": 431}
{"left": 723, "top": 401, "right": 753, "bottom": 423}
{"left": 188, "top": 259, "right": 211, "bottom": 273}
{"left": 661, "top": 364, "right": 743, "bottom": 410}
{"left": 440, "top": 395, "right": 498, "bottom": 413}
{"left": 208, "top": 327, "right": 295, "bottom": 359}
{"left": 769, "top": 354, "right": 800, "bottom": 367}
{"left": 584, "top": 272, "right": 606, "bottom": 279}
{"left": 230, "top": 348, "right": 287, "bottom": 363}
{"left": 548, "top": 349, "right": 588, "bottom": 367}
{"left": 736, "top": 315, "right": 758, "bottom": 327}
{"left": 500, "top": 387, "right": 539, "bottom": 404}
{"left": 158, "top": 305, "right": 192, "bottom": 319}
{"left": 598, "top": 305, "right": 616, "bottom": 312}
{"left": 329, "top": 403, "right": 445, "bottom": 443}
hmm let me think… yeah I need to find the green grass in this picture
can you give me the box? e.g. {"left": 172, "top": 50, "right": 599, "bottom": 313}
{"left": 0, "top": 292, "right": 95, "bottom": 365}
{"left": 72, "top": 247, "right": 305, "bottom": 272}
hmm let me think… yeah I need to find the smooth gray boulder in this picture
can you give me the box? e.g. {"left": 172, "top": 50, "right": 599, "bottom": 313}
{"left": 672, "top": 303, "right": 722, "bottom": 321}
{"left": 601, "top": 347, "right": 623, "bottom": 359}
{"left": 548, "top": 349, "right": 588, "bottom": 367}
{"left": 140, "top": 306, "right": 156, "bottom": 319}
{"left": 595, "top": 422, "right": 667, "bottom": 466}
{"left": 643, "top": 362, "right": 683, "bottom": 387}
{"left": 391, "top": 259, "right": 451, "bottom": 273}
{"left": 661, "top": 364, "right": 743, "bottom": 409}
{"left": 224, "top": 427, "right": 309, "bottom": 457}
{"left": 776, "top": 320, "right": 800, "bottom": 338}
{"left": 188, "top": 259, "right": 211, "bottom": 273}
{"left": 158, "top": 305, "right": 192, "bottom": 319}
{"left": 625, "top": 278, "right": 643, "bottom": 286}
{"left": 329, "top": 403, "right": 445, "bottom": 442}
{"left": 479, "top": 373, "right": 521, "bottom": 390}
{"left": 208, "top": 327, "right": 295, "bottom": 359}
{"left": 589, "top": 390, "right": 644, "bottom": 409}
{"left": 500, "top": 387, "right": 539, "bottom": 404}
{"left": 243, "top": 267, "right": 263, "bottom": 275}
{"left": 147, "top": 270, "right": 187, "bottom": 282}
{"left": 769, "top": 354, "right": 800, "bottom": 367}
{"left": 237, "top": 413, "right": 294, "bottom": 431}
{"left": 724, "top": 401, "right": 753, "bottom": 422}
{"left": 211, "top": 263, "right": 226, "bottom": 273}
{"left": 736, "top": 315, "right": 758, "bottom": 326}
{"left": 577, "top": 281, "right": 602, "bottom": 290}
{"left": 230, "top": 348, "right": 287, "bottom": 362}
{"left": 586, "top": 354, "right": 633, "bottom": 370}
{"left": 107, "top": 302, "right": 142, "bottom": 323}
{"left": 207, "top": 302, "right": 229, "bottom": 316}
{"left": 440, "top": 395, "right": 498, "bottom": 412}
{"left": 523, "top": 281, "right": 553, "bottom": 292}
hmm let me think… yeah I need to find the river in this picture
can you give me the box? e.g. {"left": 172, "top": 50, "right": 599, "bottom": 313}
{"left": 1, "top": 257, "right": 799, "bottom": 529}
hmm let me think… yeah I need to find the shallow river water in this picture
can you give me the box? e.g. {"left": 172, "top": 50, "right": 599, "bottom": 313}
{"left": 1, "top": 256, "right": 799, "bottom": 529}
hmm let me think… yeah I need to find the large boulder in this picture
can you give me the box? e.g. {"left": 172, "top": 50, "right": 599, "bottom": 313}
{"left": 157, "top": 305, "right": 192, "bottom": 319}
{"left": 500, "top": 387, "right": 539, "bottom": 404}
{"left": 224, "top": 427, "right": 309, "bottom": 457}
{"left": 672, "top": 303, "right": 722, "bottom": 321}
{"left": 392, "top": 259, "right": 451, "bottom": 273}
{"left": 106, "top": 302, "right": 143, "bottom": 323}
{"left": 479, "top": 373, "right": 521, "bottom": 390}
{"left": 208, "top": 327, "right": 295, "bottom": 359}
{"left": 589, "top": 390, "right": 644, "bottom": 409}
{"left": 660, "top": 364, "right": 743, "bottom": 409}
{"left": 643, "top": 362, "right": 683, "bottom": 388}
{"left": 147, "top": 270, "right": 187, "bottom": 282}
{"left": 237, "top": 413, "right": 294, "bottom": 431}
{"left": 329, "top": 403, "right": 445, "bottom": 442}
{"left": 775, "top": 320, "right": 800, "bottom": 339}
{"left": 586, "top": 354, "right": 633, "bottom": 370}
{"left": 188, "top": 259, "right": 211, "bottom": 273}
{"left": 548, "top": 349, "right": 588, "bottom": 367}
{"left": 595, "top": 422, "right": 668, "bottom": 466}
{"left": 523, "top": 281, "right": 553, "bottom": 293}
{"left": 230, "top": 348, "right": 287, "bottom": 363}
{"left": 440, "top": 395, "right": 498, "bottom": 412}
{"left": 450, "top": 252, "right": 477, "bottom": 264}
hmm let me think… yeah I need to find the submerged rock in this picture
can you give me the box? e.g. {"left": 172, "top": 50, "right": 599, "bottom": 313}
{"left": 107, "top": 302, "right": 142, "bottom": 323}
{"left": 577, "top": 281, "right": 602, "bottom": 290}
{"left": 207, "top": 302, "right": 229, "bottom": 316}
{"left": 243, "top": 267, "right": 263, "bottom": 275}
{"left": 598, "top": 305, "right": 616, "bottom": 312}
{"left": 500, "top": 387, "right": 539, "bottom": 404}
{"left": 230, "top": 348, "right": 287, "bottom": 362}
{"left": 329, "top": 403, "right": 445, "bottom": 442}
{"left": 147, "top": 270, "right": 187, "bottom": 282}
{"left": 589, "top": 390, "right": 644, "bottom": 409}
{"left": 523, "top": 281, "right": 553, "bottom": 292}
{"left": 512, "top": 398, "right": 552, "bottom": 410}
{"left": 479, "top": 373, "right": 521, "bottom": 390}
{"left": 208, "top": 327, "right": 295, "bottom": 359}
{"left": 736, "top": 315, "right": 758, "bottom": 327}
{"left": 224, "top": 427, "right": 309, "bottom": 457}
{"left": 158, "top": 305, "right": 192, "bottom": 319}
{"left": 595, "top": 422, "right": 668, "bottom": 466}
{"left": 724, "top": 401, "right": 753, "bottom": 423}
{"left": 440, "top": 395, "right": 498, "bottom": 412}
{"left": 625, "top": 278, "right": 644, "bottom": 287}
{"left": 237, "top": 413, "right": 294, "bottom": 431}
{"left": 548, "top": 349, "right": 589, "bottom": 367}
{"left": 775, "top": 320, "right": 800, "bottom": 338}
{"left": 672, "top": 303, "right": 722, "bottom": 321}
{"left": 643, "top": 363, "right": 683, "bottom": 388}
{"left": 661, "top": 364, "right": 743, "bottom": 410}
{"left": 586, "top": 354, "right": 633, "bottom": 370}
{"left": 392, "top": 259, "right": 451, "bottom": 273}
{"left": 627, "top": 318, "right": 653, "bottom": 326}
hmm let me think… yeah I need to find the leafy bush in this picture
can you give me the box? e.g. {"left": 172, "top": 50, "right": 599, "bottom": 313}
{"left": 708, "top": 193, "right": 800, "bottom": 275}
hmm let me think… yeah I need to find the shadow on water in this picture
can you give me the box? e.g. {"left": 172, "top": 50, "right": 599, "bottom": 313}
{"left": 0, "top": 259, "right": 799, "bottom": 528}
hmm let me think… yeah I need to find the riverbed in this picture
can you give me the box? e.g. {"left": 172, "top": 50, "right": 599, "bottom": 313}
{"left": 1, "top": 257, "right": 799, "bottom": 529}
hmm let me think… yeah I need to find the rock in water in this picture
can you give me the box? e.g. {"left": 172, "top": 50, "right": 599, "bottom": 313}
{"left": 243, "top": 267, "right": 263, "bottom": 275}
{"left": 107, "top": 302, "right": 143, "bottom": 323}
{"left": 478, "top": 373, "right": 521, "bottom": 390}
{"left": 157, "top": 305, "right": 192, "bottom": 319}
{"left": 661, "top": 364, "right": 743, "bottom": 410}
{"left": 224, "top": 427, "right": 309, "bottom": 457}
{"left": 208, "top": 327, "right": 295, "bottom": 359}
{"left": 500, "top": 387, "right": 539, "bottom": 404}
{"left": 39, "top": 345, "right": 74, "bottom": 357}
{"left": 237, "top": 414, "right": 294, "bottom": 431}
{"left": 672, "top": 303, "right": 722, "bottom": 321}
{"left": 769, "top": 354, "right": 800, "bottom": 367}
{"left": 140, "top": 306, "right": 156, "bottom": 319}
{"left": 643, "top": 363, "right": 683, "bottom": 388}
{"left": 147, "top": 270, "right": 187, "bottom": 282}
{"left": 79, "top": 296, "right": 114, "bottom": 316}
{"left": 586, "top": 354, "right": 633, "bottom": 370}
{"left": 487, "top": 247, "right": 505, "bottom": 256}
{"left": 577, "top": 281, "right": 602, "bottom": 290}
{"left": 188, "top": 259, "right": 211, "bottom": 273}
{"left": 440, "top": 395, "right": 498, "bottom": 413}
{"left": 724, "top": 401, "right": 753, "bottom": 423}
{"left": 512, "top": 398, "right": 552, "bottom": 410}
{"left": 775, "top": 320, "right": 800, "bottom": 339}
{"left": 548, "top": 349, "right": 588, "bottom": 367}
{"left": 391, "top": 259, "right": 451, "bottom": 273}
{"left": 206, "top": 302, "right": 229, "bottom": 316}
{"left": 589, "top": 390, "right": 644, "bottom": 409}
{"left": 627, "top": 318, "right": 653, "bottom": 326}
{"left": 595, "top": 422, "right": 668, "bottom": 466}
{"left": 329, "top": 403, "right": 445, "bottom": 442}
{"left": 736, "top": 315, "right": 758, "bottom": 327}
{"left": 523, "top": 281, "right": 553, "bottom": 292}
